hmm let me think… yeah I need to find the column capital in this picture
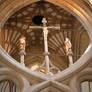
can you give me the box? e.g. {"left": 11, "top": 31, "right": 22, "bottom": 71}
{"left": 19, "top": 49, "right": 26, "bottom": 56}
{"left": 67, "top": 49, "right": 73, "bottom": 56}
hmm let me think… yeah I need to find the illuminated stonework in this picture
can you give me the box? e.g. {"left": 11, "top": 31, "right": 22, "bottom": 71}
{"left": 89, "top": 0, "right": 92, "bottom": 4}
{"left": 0, "top": 0, "right": 92, "bottom": 92}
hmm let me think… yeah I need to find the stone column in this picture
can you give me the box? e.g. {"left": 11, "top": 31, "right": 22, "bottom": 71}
{"left": 65, "top": 38, "right": 73, "bottom": 67}
{"left": 19, "top": 36, "right": 26, "bottom": 66}
{"left": 19, "top": 50, "right": 26, "bottom": 66}
{"left": 67, "top": 49, "right": 73, "bottom": 66}
{"left": 43, "top": 26, "right": 50, "bottom": 75}
{"left": 42, "top": 18, "right": 50, "bottom": 75}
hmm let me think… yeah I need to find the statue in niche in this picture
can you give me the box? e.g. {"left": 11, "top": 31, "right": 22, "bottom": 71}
{"left": 65, "top": 37, "right": 72, "bottom": 54}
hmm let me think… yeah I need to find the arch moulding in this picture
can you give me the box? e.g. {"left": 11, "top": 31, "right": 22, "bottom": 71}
{"left": 0, "top": 67, "right": 26, "bottom": 92}
{"left": 0, "top": 0, "right": 92, "bottom": 82}
{"left": 69, "top": 67, "right": 92, "bottom": 92}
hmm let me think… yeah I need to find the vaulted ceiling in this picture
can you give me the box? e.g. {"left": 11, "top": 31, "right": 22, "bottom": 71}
{"left": 2, "top": 1, "right": 89, "bottom": 70}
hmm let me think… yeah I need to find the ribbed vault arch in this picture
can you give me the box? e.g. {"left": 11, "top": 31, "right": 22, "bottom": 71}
{"left": 0, "top": 0, "right": 91, "bottom": 90}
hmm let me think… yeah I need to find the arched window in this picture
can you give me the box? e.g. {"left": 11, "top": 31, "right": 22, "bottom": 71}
{"left": 81, "top": 81, "right": 92, "bottom": 92}
{"left": 0, "top": 80, "right": 17, "bottom": 92}
{"left": 89, "top": 0, "right": 92, "bottom": 4}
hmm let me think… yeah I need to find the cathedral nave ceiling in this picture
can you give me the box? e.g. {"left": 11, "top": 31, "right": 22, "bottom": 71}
{"left": 2, "top": 1, "right": 89, "bottom": 72}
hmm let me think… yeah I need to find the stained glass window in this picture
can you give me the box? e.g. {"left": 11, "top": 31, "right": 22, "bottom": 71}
{"left": 0, "top": 80, "right": 17, "bottom": 92}
{"left": 81, "top": 81, "right": 92, "bottom": 92}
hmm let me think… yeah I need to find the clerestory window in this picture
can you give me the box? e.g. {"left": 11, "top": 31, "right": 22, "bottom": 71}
{"left": 81, "top": 81, "right": 92, "bottom": 92}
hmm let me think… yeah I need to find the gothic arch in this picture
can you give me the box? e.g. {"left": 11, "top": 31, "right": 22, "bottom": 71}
{"left": 69, "top": 67, "right": 92, "bottom": 92}
{"left": 0, "top": 68, "right": 26, "bottom": 92}
{"left": 0, "top": 0, "right": 92, "bottom": 85}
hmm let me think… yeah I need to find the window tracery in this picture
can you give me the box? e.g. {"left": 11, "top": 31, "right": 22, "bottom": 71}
{"left": 81, "top": 81, "right": 92, "bottom": 92}
{"left": 0, "top": 80, "right": 17, "bottom": 92}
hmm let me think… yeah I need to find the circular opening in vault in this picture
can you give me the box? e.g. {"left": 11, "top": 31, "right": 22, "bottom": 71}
{"left": 32, "top": 15, "right": 44, "bottom": 25}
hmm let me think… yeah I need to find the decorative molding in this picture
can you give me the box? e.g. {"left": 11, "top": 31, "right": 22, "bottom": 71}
{"left": 0, "top": 0, "right": 92, "bottom": 92}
